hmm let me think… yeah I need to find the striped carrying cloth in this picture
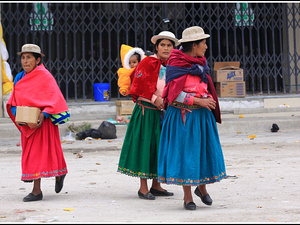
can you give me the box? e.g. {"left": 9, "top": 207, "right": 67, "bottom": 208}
{"left": 50, "top": 111, "right": 70, "bottom": 125}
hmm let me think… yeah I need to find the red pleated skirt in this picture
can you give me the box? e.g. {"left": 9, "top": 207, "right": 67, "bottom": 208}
{"left": 20, "top": 118, "right": 68, "bottom": 181}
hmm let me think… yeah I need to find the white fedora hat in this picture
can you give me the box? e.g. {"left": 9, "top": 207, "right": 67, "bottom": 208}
{"left": 151, "top": 31, "right": 180, "bottom": 47}
{"left": 17, "top": 44, "right": 45, "bottom": 57}
{"left": 179, "top": 26, "right": 210, "bottom": 43}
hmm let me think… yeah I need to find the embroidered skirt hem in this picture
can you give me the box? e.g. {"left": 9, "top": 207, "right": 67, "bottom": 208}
{"left": 22, "top": 168, "right": 68, "bottom": 181}
{"left": 157, "top": 172, "right": 227, "bottom": 186}
{"left": 117, "top": 167, "right": 157, "bottom": 179}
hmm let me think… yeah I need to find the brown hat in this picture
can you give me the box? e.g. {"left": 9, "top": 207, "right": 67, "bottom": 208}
{"left": 179, "top": 26, "right": 210, "bottom": 43}
{"left": 17, "top": 44, "right": 45, "bottom": 57}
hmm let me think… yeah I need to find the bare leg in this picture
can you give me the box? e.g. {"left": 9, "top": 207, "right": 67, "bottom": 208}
{"left": 183, "top": 186, "right": 193, "bottom": 204}
{"left": 151, "top": 178, "right": 165, "bottom": 192}
{"left": 198, "top": 184, "right": 208, "bottom": 195}
{"left": 139, "top": 178, "right": 149, "bottom": 194}
{"left": 31, "top": 178, "right": 42, "bottom": 196}
{"left": 56, "top": 175, "right": 62, "bottom": 182}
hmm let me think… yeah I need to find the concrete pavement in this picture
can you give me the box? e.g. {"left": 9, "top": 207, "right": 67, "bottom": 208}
{"left": 1, "top": 128, "right": 300, "bottom": 223}
{"left": 1, "top": 97, "right": 300, "bottom": 223}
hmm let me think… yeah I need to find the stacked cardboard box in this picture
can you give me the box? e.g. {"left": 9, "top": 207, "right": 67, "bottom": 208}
{"left": 213, "top": 61, "right": 245, "bottom": 97}
{"left": 115, "top": 100, "right": 135, "bottom": 116}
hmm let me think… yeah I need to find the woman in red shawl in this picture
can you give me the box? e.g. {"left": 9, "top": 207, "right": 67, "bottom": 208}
{"left": 6, "top": 44, "right": 69, "bottom": 202}
{"left": 117, "top": 31, "right": 180, "bottom": 200}
{"left": 157, "top": 26, "right": 227, "bottom": 210}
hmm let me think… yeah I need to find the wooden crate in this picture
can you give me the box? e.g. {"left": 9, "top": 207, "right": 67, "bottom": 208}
{"left": 115, "top": 100, "right": 135, "bottom": 116}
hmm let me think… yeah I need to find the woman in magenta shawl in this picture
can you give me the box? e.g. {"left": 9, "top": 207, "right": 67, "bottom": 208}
{"left": 6, "top": 44, "right": 69, "bottom": 202}
{"left": 157, "top": 26, "right": 227, "bottom": 210}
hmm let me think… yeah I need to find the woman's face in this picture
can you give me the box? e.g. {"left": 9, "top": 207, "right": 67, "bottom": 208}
{"left": 156, "top": 39, "right": 174, "bottom": 61}
{"left": 21, "top": 53, "right": 40, "bottom": 73}
{"left": 194, "top": 39, "right": 208, "bottom": 57}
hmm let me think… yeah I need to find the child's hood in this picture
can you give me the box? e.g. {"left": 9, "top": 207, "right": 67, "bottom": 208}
{"left": 120, "top": 44, "right": 145, "bottom": 69}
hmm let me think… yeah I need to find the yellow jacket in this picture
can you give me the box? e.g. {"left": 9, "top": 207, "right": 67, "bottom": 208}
{"left": 117, "top": 44, "right": 145, "bottom": 96}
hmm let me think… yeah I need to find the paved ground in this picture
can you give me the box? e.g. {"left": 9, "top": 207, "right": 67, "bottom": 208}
{"left": 0, "top": 125, "right": 300, "bottom": 223}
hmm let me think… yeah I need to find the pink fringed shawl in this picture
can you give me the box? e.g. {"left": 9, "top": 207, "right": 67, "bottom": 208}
{"left": 7, "top": 64, "right": 69, "bottom": 138}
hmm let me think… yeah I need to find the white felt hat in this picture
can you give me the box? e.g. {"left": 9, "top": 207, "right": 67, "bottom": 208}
{"left": 151, "top": 31, "right": 180, "bottom": 47}
{"left": 179, "top": 26, "right": 210, "bottom": 43}
{"left": 17, "top": 44, "right": 45, "bottom": 57}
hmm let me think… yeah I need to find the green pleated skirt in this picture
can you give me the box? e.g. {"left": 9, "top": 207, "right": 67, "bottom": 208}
{"left": 117, "top": 100, "right": 161, "bottom": 179}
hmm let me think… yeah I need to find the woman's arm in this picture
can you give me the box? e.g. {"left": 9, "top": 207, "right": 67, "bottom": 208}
{"left": 193, "top": 97, "right": 216, "bottom": 111}
{"left": 153, "top": 95, "right": 164, "bottom": 110}
{"left": 174, "top": 91, "right": 194, "bottom": 105}
{"left": 175, "top": 91, "right": 216, "bottom": 111}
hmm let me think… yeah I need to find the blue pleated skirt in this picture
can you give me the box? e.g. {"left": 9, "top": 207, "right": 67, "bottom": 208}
{"left": 157, "top": 105, "right": 227, "bottom": 186}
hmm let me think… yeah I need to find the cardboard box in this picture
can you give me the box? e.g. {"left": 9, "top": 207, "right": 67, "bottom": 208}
{"left": 215, "top": 81, "right": 246, "bottom": 97}
{"left": 213, "top": 61, "right": 244, "bottom": 82}
{"left": 115, "top": 100, "right": 135, "bottom": 116}
{"left": 15, "top": 106, "right": 41, "bottom": 127}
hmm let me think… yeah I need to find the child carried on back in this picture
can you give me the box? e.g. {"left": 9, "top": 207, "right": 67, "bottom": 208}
{"left": 117, "top": 44, "right": 145, "bottom": 96}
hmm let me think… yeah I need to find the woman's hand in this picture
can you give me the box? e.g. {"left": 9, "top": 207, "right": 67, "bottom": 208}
{"left": 193, "top": 97, "right": 216, "bottom": 111}
{"left": 153, "top": 97, "right": 164, "bottom": 110}
{"left": 31, "top": 112, "right": 45, "bottom": 129}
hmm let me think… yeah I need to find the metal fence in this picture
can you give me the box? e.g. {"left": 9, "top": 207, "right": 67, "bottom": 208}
{"left": 1, "top": 2, "right": 300, "bottom": 102}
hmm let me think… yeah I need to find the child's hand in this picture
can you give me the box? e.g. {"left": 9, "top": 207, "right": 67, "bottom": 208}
{"left": 121, "top": 91, "right": 127, "bottom": 96}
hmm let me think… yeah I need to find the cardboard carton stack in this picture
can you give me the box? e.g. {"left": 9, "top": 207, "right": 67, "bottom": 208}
{"left": 213, "top": 61, "right": 245, "bottom": 97}
{"left": 115, "top": 100, "right": 135, "bottom": 116}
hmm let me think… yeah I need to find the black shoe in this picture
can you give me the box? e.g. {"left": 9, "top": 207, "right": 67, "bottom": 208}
{"left": 23, "top": 180, "right": 33, "bottom": 183}
{"left": 55, "top": 174, "right": 66, "bottom": 193}
{"left": 184, "top": 201, "right": 196, "bottom": 210}
{"left": 138, "top": 191, "right": 156, "bottom": 200}
{"left": 150, "top": 188, "right": 174, "bottom": 196}
{"left": 23, "top": 192, "right": 43, "bottom": 202}
{"left": 194, "top": 186, "right": 213, "bottom": 205}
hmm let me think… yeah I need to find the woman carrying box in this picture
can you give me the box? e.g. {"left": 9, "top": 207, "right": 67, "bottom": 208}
{"left": 6, "top": 44, "right": 69, "bottom": 202}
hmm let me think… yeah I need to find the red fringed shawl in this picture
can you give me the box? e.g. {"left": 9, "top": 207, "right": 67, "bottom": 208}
{"left": 7, "top": 64, "right": 69, "bottom": 138}
{"left": 129, "top": 56, "right": 162, "bottom": 102}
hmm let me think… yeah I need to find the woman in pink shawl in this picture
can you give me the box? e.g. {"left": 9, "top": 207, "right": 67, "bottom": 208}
{"left": 6, "top": 44, "right": 69, "bottom": 202}
{"left": 157, "top": 27, "right": 227, "bottom": 210}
